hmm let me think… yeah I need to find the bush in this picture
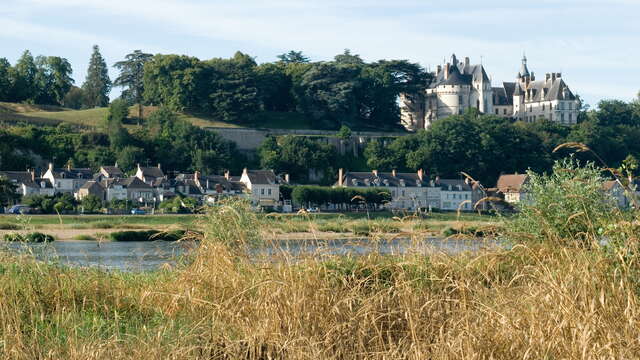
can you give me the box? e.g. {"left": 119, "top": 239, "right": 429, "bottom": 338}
{"left": 507, "top": 158, "right": 618, "bottom": 247}
{"left": 351, "top": 221, "right": 400, "bottom": 236}
{"left": 3, "top": 232, "right": 54, "bottom": 242}
{"left": 72, "top": 234, "right": 95, "bottom": 241}
{"left": 108, "top": 230, "right": 185, "bottom": 242}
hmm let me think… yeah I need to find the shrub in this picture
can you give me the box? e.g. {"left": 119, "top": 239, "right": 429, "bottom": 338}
{"left": 507, "top": 158, "right": 618, "bottom": 247}
{"left": 108, "top": 230, "right": 185, "bottom": 242}
{"left": 72, "top": 234, "right": 95, "bottom": 241}
{"left": 3, "top": 232, "right": 54, "bottom": 242}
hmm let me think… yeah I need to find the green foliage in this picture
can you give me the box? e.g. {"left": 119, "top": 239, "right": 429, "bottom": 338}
{"left": 258, "top": 135, "right": 336, "bottom": 183}
{"left": 80, "top": 194, "right": 103, "bottom": 214}
{"left": 0, "top": 176, "right": 20, "bottom": 207}
{"left": 23, "top": 193, "right": 77, "bottom": 214}
{"left": 63, "top": 86, "right": 84, "bottom": 109}
{"left": 507, "top": 158, "right": 616, "bottom": 247}
{"left": 108, "top": 230, "right": 184, "bottom": 242}
{"left": 290, "top": 185, "right": 391, "bottom": 207}
{"left": 82, "top": 45, "right": 111, "bottom": 108}
{"left": 277, "top": 50, "right": 310, "bottom": 64}
{"left": 337, "top": 125, "right": 352, "bottom": 140}
{"left": 3, "top": 232, "right": 54, "bottom": 242}
{"left": 113, "top": 50, "right": 153, "bottom": 119}
{"left": 159, "top": 196, "right": 198, "bottom": 214}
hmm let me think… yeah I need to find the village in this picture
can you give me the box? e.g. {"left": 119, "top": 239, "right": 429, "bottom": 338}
{"left": 0, "top": 163, "right": 634, "bottom": 214}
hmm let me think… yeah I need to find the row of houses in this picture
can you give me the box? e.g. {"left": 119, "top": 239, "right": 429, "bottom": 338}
{"left": 0, "top": 164, "right": 284, "bottom": 208}
{"left": 2, "top": 163, "right": 634, "bottom": 212}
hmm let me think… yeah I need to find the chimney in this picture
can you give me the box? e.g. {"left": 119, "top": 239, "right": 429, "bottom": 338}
{"left": 545, "top": 73, "right": 551, "bottom": 82}
{"left": 338, "top": 168, "right": 344, "bottom": 186}
{"left": 206, "top": 178, "right": 210, "bottom": 190}
{"left": 436, "top": 65, "right": 442, "bottom": 77}
{"left": 224, "top": 170, "right": 230, "bottom": 180}
{"left": 157, "top": 163, "right": 161, "bottom": 169}
{"left": 114, "top": 161, "right": 118, "bottom": 168}
{"left": 392, "top": 169, "right": 397, "bottom": 177}
{"left": 48, "top": 163, "right": 53, "bottom": 173}
{"left": 67, "top": 163, "right": 71, "bottom": 171}
{"left": 30, "top": 169, "right": 35, "bottom": 182}
{"left": 444, "top": 63, "right": 450, "bottom": 80}
{"left": 242, "top": 168, "right": 248, "bottom": 176}
{"left": 530, "top": 71, "right": 535, "bottom": 81}
{"left": 417, "top": 169, "right": 424, "bottom": 181}
{"left": 556, "top": 72, "right": 561, "bottom": 78}
{"left": 194, "top": 170, "right": 200, "bottom": 186}
{"left": 284, "top": 173, "right": 290, "bottom": 184}
{"left": 551, "top": 73, "right": 556, "bottom": 81}
{"left": 372, "top": 169, "right": 378, "bottom": 177}
{"left": 464, "top": 57, "right": 470, "bottom": 67}
{"left": 435, "top": 176, "right": 440, "bottom": 184}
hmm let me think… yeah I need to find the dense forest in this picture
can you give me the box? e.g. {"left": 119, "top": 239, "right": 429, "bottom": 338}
{"left": 1, "top": 46, "right": 639, "bottom": 186}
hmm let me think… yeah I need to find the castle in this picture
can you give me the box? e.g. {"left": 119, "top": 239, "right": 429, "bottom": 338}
{"left": 400, "top": 54, "right": 581, "bottom": 130}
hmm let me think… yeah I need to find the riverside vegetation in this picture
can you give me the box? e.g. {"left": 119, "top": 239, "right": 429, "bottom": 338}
{"left": 1, "top": 157, "right": 640, "bottom": 358}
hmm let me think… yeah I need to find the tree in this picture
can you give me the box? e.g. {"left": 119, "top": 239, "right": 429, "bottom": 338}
{"left": 114, "top": 50, "right": 153, "bottom": 121}
{"left": 0, "top": 176, "right": 19, "bottom": 208}
{"left": 277, "top": 50, "right": 310, "bottom": 64}
{"left": 11, "top": 50, "right": 38, "bottom": 102}
{"left": 81, "top": 194, "right": 103, "bottom": 213}
{"left": 116, "top": 146, "right": 145, "bottom": 172}
{"left": 33, "top": 56, "right": 74, "bottom": 105}
{"left": 0, "top": 58, "right": 11, "bottom": 101}
{"left": 142, "top": 54, "right": 202, "bottom": 111}
{"left": 82, "top": 45, "right": 112, "bottom": 108}
{"left": 63, "top": 86, "right": 84, "bottom": 109}
{"left": 334, "top": 49, "right": 364, "bottom": 65}
{"left": 255, "top": 62, "right": 294, "bottom": 112}
{"left": 258, "top": 135, "right": 336, "bottom": 183}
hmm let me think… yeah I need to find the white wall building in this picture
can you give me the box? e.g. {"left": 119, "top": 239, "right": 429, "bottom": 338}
{"left": 239, "top": 169, "right": 282, "bottom": 208}
{"left": 401, "top": 54, "right": 581, "bottom": 130}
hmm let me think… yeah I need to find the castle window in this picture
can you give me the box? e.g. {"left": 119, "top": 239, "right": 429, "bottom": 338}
{"left": 561, "top": 113, "right": 565, "bottom": 122}
{"left": 476, "top": 100, "right": 480, "bottom": 109}
{"left": 495, "top": 109, "right": 499, "bottom": 114}
{"left": 542, "top": 104, "right": 545, "bottom": 111}
{"left": 503, "top": 109, "right": 507, "bottom": 115}
{"left": 550, "top": 103, "right": 553, "bottom": 110}
{"left": 459, "top": 95, "right": 463, "bottom": 105}
{"left": 569, "top": 113, "right": 573, "bottom": 122}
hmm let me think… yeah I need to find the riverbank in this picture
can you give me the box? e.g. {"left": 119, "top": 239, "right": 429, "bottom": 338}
{"left": 0, "top": 211, "right": 500, "bottom": 241}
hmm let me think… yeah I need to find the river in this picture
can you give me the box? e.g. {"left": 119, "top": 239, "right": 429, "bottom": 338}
{"left": 0, "top": 237, "right": 505, "bottom": 272}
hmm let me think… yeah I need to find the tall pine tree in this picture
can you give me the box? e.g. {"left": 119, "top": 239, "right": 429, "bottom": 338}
{"left": 12, "top": 50, "right": 38, "bottom": 102}
{"left": 113, "top": 50, "right": 152, "bottom": 121}
{"left": 82, "top": 45, "right": 111, "bottom": 108}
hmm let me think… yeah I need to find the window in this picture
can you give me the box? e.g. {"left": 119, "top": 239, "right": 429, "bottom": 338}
{"left": 268, "top": 189, "right": 272, "bottom": 195}
{"left": 402, "top": 190, "right": 405, "bottom": 197}
{"left": 503, "top": 109, "right": 507, "bottom": 115}
{"left": 569, "top": 113, "right": 572, "bottom": 122}
{"left": 550, "top": 103, "right": 553, "bottom": 110}
{"left": 561, "top": 113, "right": 565, "bottom": 122}
{"left": 495, "top": 109, "right": 499, "bottom": 114}
{"left": 542, "top": 104, "right": 545, "bottom": 111}
{"left": 260, "top": 188, "right": 265, "bottom": 195}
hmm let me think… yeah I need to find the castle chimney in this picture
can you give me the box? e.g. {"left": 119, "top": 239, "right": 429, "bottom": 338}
{"left": 436, "top": 65, "right": 442, "bottom": 77}
{"left": 417, "top": 169, "right": 424, "bottom": 181}
{"left": 530, "top": 72, "right": 535, "bottom": 81}
{"left": 224, "top": 170, "right": 230, "bottom": 180}
{"left": 372, "top": 169, "right": 378, "bottom": 177}
{"left": 551, "top": 73, "right": 556, "bottom": 81}
{"left": 464, "top": 57, "right": 470, "bottom": 67}
{"left": 338, "top": 168, "right": 344, "bottom": 186}
{"left": 556, "top": 72, "right": 561, "bottom": 78}
{"left": 444, "top": 63, "right": 450, "bottom": 80}
{"left": 545, "top": 73, "right": 551, "bottom": 82}
{"left": 392, "top": 169, "right": 397, "bottom": 177}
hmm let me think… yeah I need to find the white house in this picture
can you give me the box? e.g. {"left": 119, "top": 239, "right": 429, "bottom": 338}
{"left": 42, "top": 164, "right": 93, "bottom": 194}
{"left": 239, "top": 169, "right": 282, "bottom": 208}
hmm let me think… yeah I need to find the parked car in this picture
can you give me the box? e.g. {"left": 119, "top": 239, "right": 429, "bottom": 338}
{"left": 306, "top": 207, "right": 319, "bottom": 213}
{"left": 7, "top": 205, "right": 32, "bottom": 215}
{"left": 130, "top": 208, "right": 146, "bottom": 215}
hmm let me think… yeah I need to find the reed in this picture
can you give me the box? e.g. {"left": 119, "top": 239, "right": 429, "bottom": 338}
{"left": 0, "top": 159, "right": 639, "bottom": 358}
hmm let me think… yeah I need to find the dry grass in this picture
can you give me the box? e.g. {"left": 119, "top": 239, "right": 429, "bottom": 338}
{"left": 1, "top": 192, "right": 639, "bottom": 358}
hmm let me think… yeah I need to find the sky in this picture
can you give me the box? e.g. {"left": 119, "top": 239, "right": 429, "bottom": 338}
{"left": 1, "top": 0, "right": 639, "bottom": 107}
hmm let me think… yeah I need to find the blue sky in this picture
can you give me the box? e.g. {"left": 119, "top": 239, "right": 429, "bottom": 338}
{"left": 1, "top": 0, "right": 638, "bottom": 107}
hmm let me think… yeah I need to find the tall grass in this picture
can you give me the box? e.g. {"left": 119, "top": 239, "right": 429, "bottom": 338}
{"left": 1, "top": 159, "right": 640, "bottom": 358}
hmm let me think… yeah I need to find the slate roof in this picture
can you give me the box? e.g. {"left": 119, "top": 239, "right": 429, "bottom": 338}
{"left": 100, "top": 166, "right": 124, "bottom": 178}
{"left": 0, "top": 171, "right": 34, "bottom": 185}
{"left": 429, "top": 56, "right": 490, "bottom": 89}
{"left": 524, "top": 78, "right": 576, "bottom": 102}
{"left": 492, "top": 87, "right": 510, "bottom": 106}
{"left": 121, "top": 177, "right": 153, "bottom": 190}
{"left": 245, "top": 170, "right": 278, "bottom": 185}
{"left": 138, "top": 166, "right": 164, "bottom": 179}
{"left": 497, "top": 174, "right": 529, "bottom": 193}
{"left": 80, "top": 180, "right": 105, "bottom": 192}
{"left": 434, "top": 179, "right": 473, "bottom": 191}
{"left": 51, "top": 168, "right": 93, "bottom": 179}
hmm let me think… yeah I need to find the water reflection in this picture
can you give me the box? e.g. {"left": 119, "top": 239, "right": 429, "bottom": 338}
{"left": 0, "top": 237, "right": 506, "bottom": 272}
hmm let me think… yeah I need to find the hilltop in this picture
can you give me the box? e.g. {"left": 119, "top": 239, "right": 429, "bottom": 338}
{"left": 0, "top": 102, "right": 318, "bottom": 131}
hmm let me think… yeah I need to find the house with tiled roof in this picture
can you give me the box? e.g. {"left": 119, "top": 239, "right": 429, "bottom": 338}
{"left": 0, "top": 170, "right": 54, "bottom": 197}
{"left": 98, "top": 165, "right": 124, "bottom": 179}
{"left": 496, "top": 174, "right": 530, "bottom": 204}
